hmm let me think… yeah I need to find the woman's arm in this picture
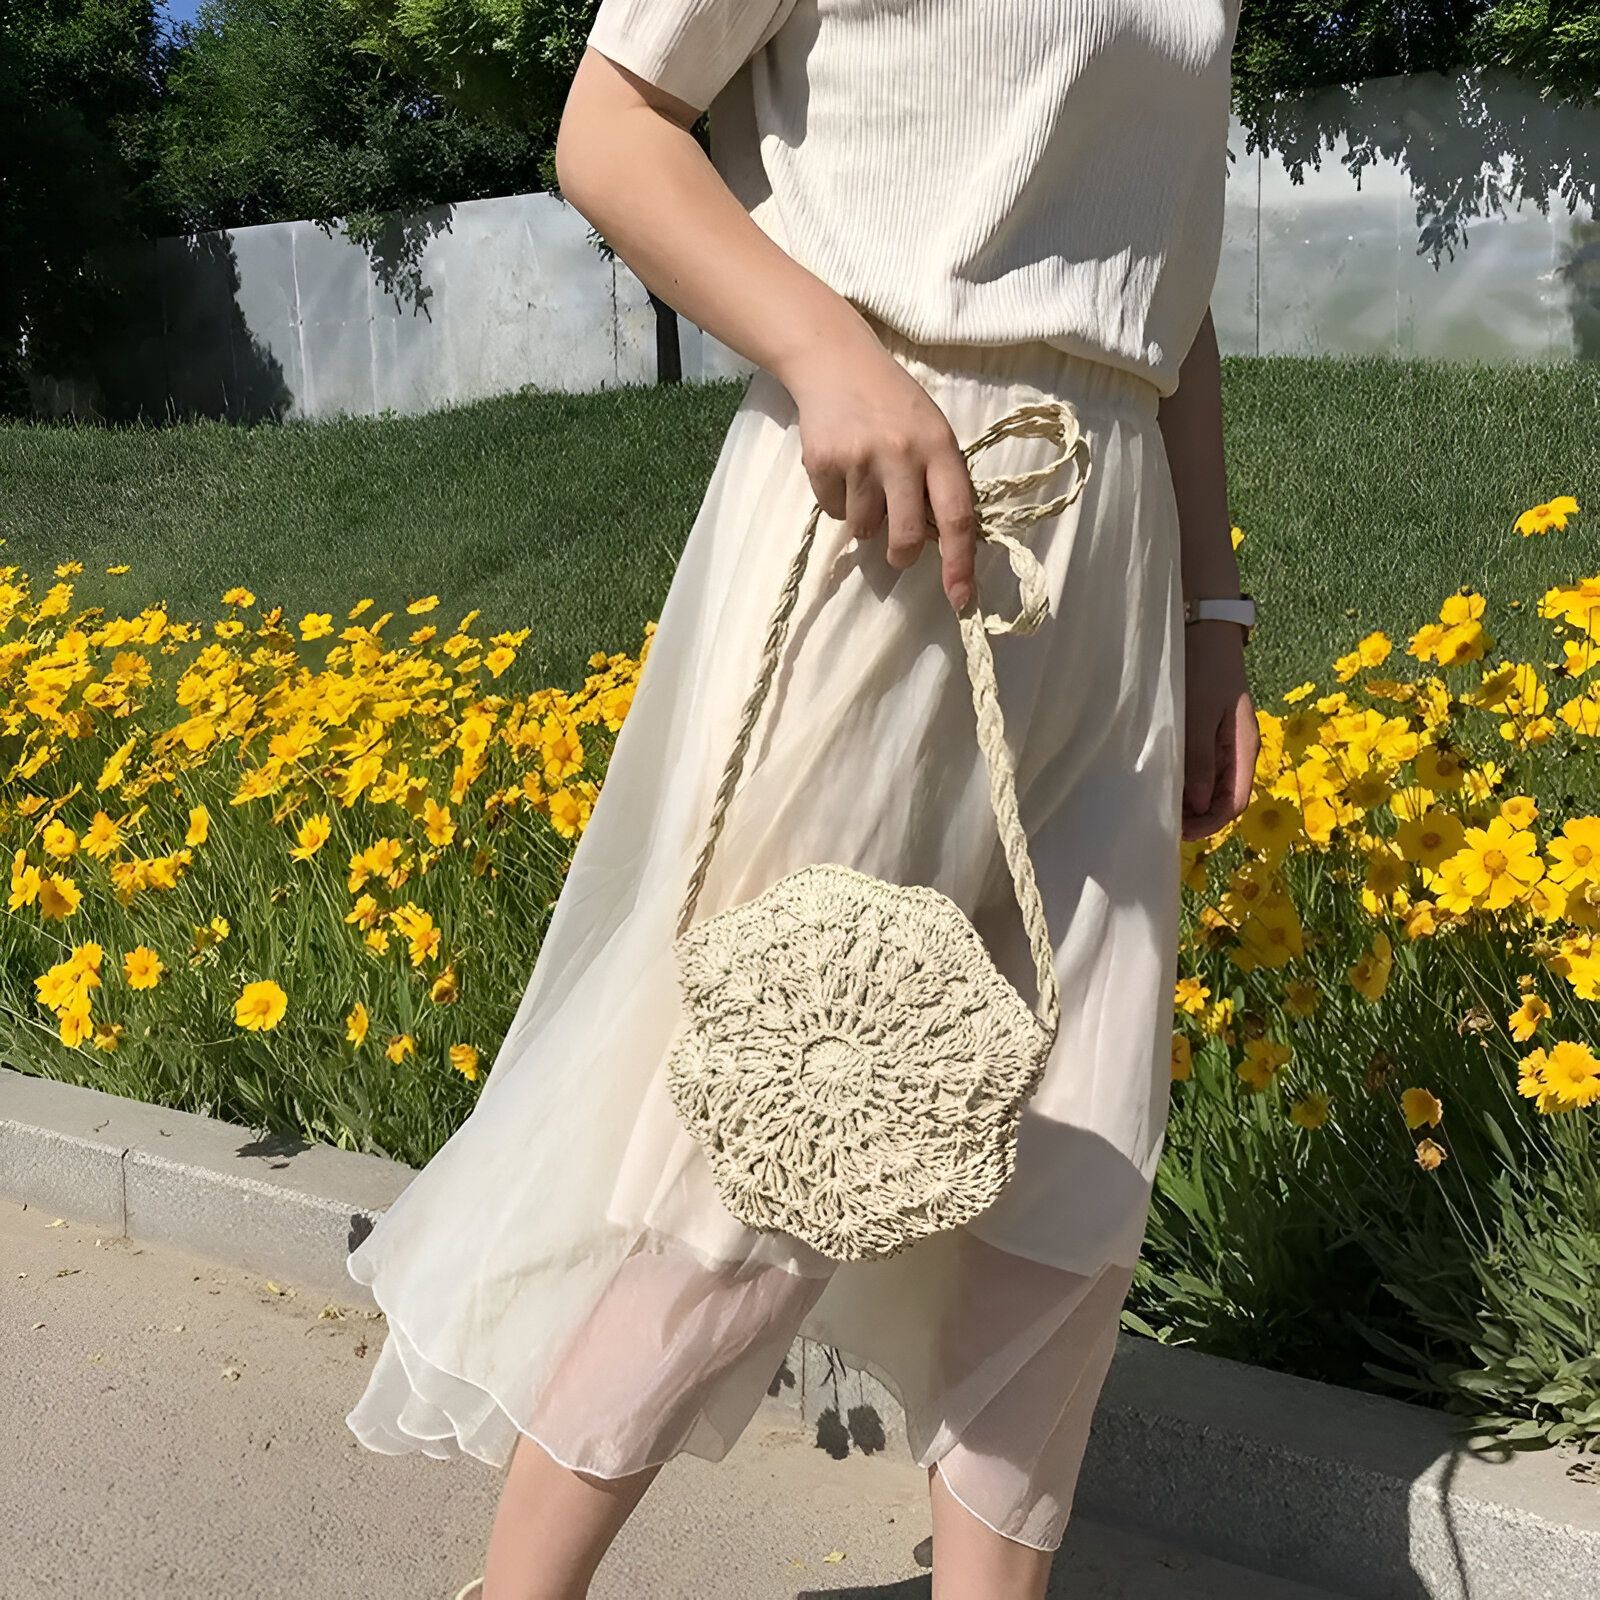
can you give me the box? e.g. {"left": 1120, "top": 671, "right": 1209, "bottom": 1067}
{"left": 1156, "top": 308, "right": 1259, "bottom": 839}
{"left": 555, "top": 51, "right": 981, "bottom": 611}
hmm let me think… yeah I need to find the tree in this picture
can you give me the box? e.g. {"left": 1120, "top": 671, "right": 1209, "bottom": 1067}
{"left": 0, "top": 0, "right": 163, "bottom": 413}
{"left": 1232, "top": 1, "right": 1599, "bottom": 122}
{"left": 148, "top": 0, "right": 552, "bottom": 229}
{"left": 336, "top": 0, "right": 596, "bottom": 129}
{"left": 1471, "top": 1, "right": 1600, "bottom": 104}
{"left": 140, "top": 0, "right": 561, "bottom": 311}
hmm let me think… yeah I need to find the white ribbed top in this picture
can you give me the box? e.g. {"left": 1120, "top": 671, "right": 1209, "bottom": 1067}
{"left": 586, "top": 0, "right": 1241, "bottom": 398}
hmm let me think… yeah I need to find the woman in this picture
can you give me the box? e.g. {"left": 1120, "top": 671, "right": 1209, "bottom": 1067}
{"left": 345, "top": 2, "right": 1259, "bottom": 1596}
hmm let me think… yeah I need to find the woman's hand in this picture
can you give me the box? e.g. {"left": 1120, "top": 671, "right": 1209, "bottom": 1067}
{"left": 1181, "top": 622, "right": 1259, "bottom": 840}
{"left": 783, "top": 348, "right": 980, "bottom": 613}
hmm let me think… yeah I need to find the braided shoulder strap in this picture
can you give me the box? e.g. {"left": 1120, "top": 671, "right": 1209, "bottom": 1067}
{"left": 675, "top": 399, "right": 1093, "bottom": 1033}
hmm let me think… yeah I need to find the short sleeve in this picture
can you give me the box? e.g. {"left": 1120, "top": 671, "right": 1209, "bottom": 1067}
{"left": 585, "top": 0, "right": 797, "bottom": 113}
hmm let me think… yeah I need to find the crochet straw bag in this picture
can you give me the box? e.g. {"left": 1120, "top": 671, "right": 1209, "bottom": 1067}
{"left": 665, "top": 399, "right": 1093, "bottom": 1262}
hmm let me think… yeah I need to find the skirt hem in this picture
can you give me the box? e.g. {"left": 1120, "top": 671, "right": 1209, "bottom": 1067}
{"left": 344, "top": 1257, "right": 1075, "bottom": 1553}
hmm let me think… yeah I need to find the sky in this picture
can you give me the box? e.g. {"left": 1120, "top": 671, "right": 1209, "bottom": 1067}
{"left": 160, "top": 0, "right": 207, "bottom": 33}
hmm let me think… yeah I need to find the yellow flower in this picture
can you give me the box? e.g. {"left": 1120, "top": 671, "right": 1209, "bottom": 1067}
{"left": 1347, "top": 931, "right": 1393, "bottom": 1002}
{"left": 547, "top": 782, "right": 597, "bottom": 839}
{"left": 1236, "top": 1036, "right": 1290, "bottom": 1092}
{"left": 185, "top": 805, "right": 210, "bottom": 846}
{"left": 1237, "top": 793, "right": 1302, "bottom": 860}
{"left": 385, "top": 1033, "right": 415, "bottom": 1063}
{"left": 299, "top": 613, "right": 334, "bottom": 640}
{"left": 190, "top": 916, "right": 230, "bottom": 956}
{"left": 92, "top": 1021, "right": 124, "bottom": 1052}
{"left": 1498, "top": 794, "right": 1538, "bottom": 829}
{"left": 1282, "top": 977, "right": 1321, "bottom": 1017}
{"left": 1199, "top": 996, "right": 1234, "bottom": 1038}
{"left": 222, "top": 586, "right": 255, "bottom": 607}
{"left": 290, "top": 813, "right": 332, "bottom": 861}
{"left": 1400, "top": 1087, "right": 1443, "bottom": 1128}
{"left": 58, "top": 1006, "right": 94, "bottom": 1049}
{"left": 1289, "top": 1090, "right": 1331, "bottom": 1130}
{"left": 422, "top": 799, "right": 455, "bottom": 848}
{"left": 1395, "top": 807, "right": 1465, "bottom": 869}
{"left": 235, "top": 979, "right": 288, "bottom": 1032}
{"left": 430, "top": 965, "right": 460, "bottom": 1004}
{"left": 37, "top": 874, "right": 82, "bottom": 920}
{"left": 346, "top": 1003, "right": 370, "bottom": 1046}
{"left": 123, "top": 946, "right": 165, "bottom": 990}
{"left": 41, "top": 820, "right": 78, "bottom": 859}
{"left": 390, "top": 903, "right": 441, "bottom": 967}
{"left": 1413, "top": 746, "right": 1467, "bottom": 791}
{"left": 83, "top": 811, "right": 124, "bottom": 860}
{"left": 1447, "top": 816, "right": 1543, "bottom": 911}
{"left": 1170, "top": 1033, "right": 1192, "bottom": 1082}
{"left": 1540, "top": 1039, "right": 1600, "bottom": 1108}
{"left": 9, "top": 849, "right": 41, "bottom": 911}
{"left": 449, "top": 1043, "right": 480, "bottom": 1082}
{"left": 541, "top": 722, "right": 585, "bottom": 784}
{"left": 1547, "top": 817, "right": 1600, "bottom": 891}
{"left": 1513, "top": 495, "right": 1580, "bottom": 536}
{"left": 1414, "top": 1138, "right": 1448, "bottom": 1171}
{"left": 1508, "top": 993, "right": 1548, "bottom": 1042}
{"left": 1333, "top": 631, "right": 1391, "bottom": 682}
{"left": 1173, "top": 976, "right": 1210, "bottom": 1015}
{"left": 1362, "top": 847, "right": 1407, "bottom": 908}
{"left": 406, "top": 595, "right": 440, "bottom": 615}
{"left": 344, "top": 893, "right": 382, "bottom": 931}
{"left": 97, "top": 735, "right": 137, "bottom": 792}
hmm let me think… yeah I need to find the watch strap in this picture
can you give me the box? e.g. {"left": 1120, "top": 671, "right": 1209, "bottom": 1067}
{"left": 1184, "top": 594, "right": 1256, "bottom": 637}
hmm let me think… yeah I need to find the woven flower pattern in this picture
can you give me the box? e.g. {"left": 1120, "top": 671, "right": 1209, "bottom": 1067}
{"left": 666, "top": 862, "right": 1053, "bottom": 1261}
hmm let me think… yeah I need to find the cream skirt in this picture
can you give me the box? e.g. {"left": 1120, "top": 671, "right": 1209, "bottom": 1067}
{"left": 344, "top": 316, "right": 1186, "bottom": 1552}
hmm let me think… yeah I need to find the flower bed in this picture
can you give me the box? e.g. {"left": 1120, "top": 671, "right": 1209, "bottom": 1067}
{"left": 1139, "top": 497, "right": 1599, "bottom": 1455}
{"left": 2, "top": 491, "right": 1596, "bottom": 1454}
{"left": 1, "top": 567, "right": 646, "bottom": 1158}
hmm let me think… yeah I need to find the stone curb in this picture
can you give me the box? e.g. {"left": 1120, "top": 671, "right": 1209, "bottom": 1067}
{"left": 4, "top": 1065, "right": 1598, "bottom": 1599}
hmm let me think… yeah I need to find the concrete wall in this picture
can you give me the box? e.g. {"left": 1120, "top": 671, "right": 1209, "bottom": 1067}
{"left": 36, "top": 192, "right": 752, "bottom": 423}
{"left": 1212, "top": 67, "right": 1599, "bottom": 363}
{"left": 36, "top": 66, "right": 1600, "bottom": 422}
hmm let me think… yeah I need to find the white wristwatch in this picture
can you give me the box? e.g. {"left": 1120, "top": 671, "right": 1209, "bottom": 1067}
{"left": 1183, "top": 593, "right": 1256, "bottom": 643}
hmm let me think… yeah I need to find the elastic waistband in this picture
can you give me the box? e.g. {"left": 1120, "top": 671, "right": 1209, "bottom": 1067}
{"left": 860, "top": 310, "right": 1164, "bottom": 426}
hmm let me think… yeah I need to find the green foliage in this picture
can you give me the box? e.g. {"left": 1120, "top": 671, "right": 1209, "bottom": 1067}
{"left": 1471, "top": 0, "right": 1600, "bottom": 104}
{"left": 0, "top": 0, "right": 164, "bottom": 413}
{"left": 147, "top": 0, "right": 552, "bottom": 235}
{"left": 337, "top": 0, "right": 597, "bottom": 127}
{"left": 1233, "top": 1, "right": 1600, "bottom": 116}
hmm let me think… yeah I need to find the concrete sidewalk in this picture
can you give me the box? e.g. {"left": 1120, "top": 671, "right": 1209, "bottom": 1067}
{"left": 3, "top": 1197, "right": 1344, "bottom": 1600}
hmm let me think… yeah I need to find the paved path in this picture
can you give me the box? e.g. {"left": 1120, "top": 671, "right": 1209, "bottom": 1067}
{"left": 3, "top": 1199, "right": 1345, "bottom": 1599}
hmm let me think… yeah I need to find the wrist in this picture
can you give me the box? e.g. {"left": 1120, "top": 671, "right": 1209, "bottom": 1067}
{"left": 770, "top": 302, "right": 889, "bottom": 401}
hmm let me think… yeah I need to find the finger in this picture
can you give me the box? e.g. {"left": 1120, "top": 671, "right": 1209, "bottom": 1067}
{"left": 925, "top": 448, "right": 978, "bottom": 612}
{"left": 843, "top": 463, "right": 887, "bottom": 544}
{"left": 1183, "top": 716, "right": 1219, "bottom": 816}
{"left": 882, "top": 459, "right": 931, "bottom": 571}
{"left": 1228, "top": 697, "right": 1260, "bottom": 818}
{"left": 808, "top": 464, "right": 848, "bottom": 524}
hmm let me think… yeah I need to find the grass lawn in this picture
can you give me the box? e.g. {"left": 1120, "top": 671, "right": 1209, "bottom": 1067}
{"left": 3, "top": 355, "right": 1598, "bottom": 696}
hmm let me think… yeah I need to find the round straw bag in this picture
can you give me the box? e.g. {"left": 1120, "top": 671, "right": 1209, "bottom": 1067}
{"left": 665, "top": 399, "right": 1093, "bottom": 1263}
